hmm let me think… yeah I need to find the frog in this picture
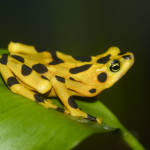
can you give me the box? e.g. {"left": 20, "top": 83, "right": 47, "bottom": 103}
{"left": 0, "top": 42, "right": 134, "bottom": 124}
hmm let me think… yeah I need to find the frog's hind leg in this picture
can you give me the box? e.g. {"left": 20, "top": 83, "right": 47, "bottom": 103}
{"left": 51, "top": 76, "right": 102, "bottom": 124}
{"left": 7, "top": 55, "right": 52, "bottom": 94}
{"left": 8, "top": 42, "right": 52, "bottom": 64}
{"left": 8, "top": 42, "right": 38, "bottom": 54}
{"left": 0, "top": 62, "right": 68, "bottom": 114}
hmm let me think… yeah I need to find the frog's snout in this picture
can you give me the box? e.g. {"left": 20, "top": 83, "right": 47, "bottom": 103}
{"left": 122, "top": 52, "right": 134, "bottom": 66}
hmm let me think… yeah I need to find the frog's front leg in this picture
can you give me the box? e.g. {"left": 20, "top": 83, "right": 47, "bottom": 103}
{"left": 51, "top": 76, "right": 102, "bottom": 124}
{"left": 0, "top": 60, "right": 68, "bottom": 114}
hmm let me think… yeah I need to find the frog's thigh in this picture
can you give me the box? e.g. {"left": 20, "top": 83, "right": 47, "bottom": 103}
{"left": 7, "top": 56, "right": 51, "bottom": 94}
{"left": 0, "top": 63, "right": 68, "bottom": 113}
{"left": 51, "top": 77, "right": 101, "bottom": 124}
{"left": 8, "top": 42, "right": 38, "bottom": 54}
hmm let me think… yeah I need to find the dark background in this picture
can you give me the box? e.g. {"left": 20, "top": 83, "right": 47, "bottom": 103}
{"left": 0, "top": 0, "right": 149, "bottom": 149}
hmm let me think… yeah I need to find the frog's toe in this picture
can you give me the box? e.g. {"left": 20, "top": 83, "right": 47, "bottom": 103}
{"left": 96, "top": 117, "right": 102, "bottom": 124}
{"left": 87, "top": 114, "right": 102, "bottom": 124}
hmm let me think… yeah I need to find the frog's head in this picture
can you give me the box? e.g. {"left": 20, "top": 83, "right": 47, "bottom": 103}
{"left": 95, "top": 47, "right": 134, "bottom": 92}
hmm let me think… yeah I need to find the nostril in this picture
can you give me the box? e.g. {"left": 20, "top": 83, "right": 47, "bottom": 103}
{"left": 123, "top": 55, "right": 132, "bottom": 60}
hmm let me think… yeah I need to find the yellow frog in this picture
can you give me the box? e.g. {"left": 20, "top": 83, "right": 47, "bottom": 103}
{"left": 0, "top": 42, "right": 134, "bottom": 124}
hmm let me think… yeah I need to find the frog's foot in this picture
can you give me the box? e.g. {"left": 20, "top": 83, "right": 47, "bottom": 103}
{"left": 87, "top": 115, "right": 102, "bottom": 124}
{"left": 68, "top": 107, "right": 102, "bottom": 124}
{"left": 69, "top": 108, "right": 102, "bottom": 124}
{"left": 96, "top": 117, "right": 102, "bottom": 124}
{"left": 52, "top": 76, "right": 102, "bottom": 124}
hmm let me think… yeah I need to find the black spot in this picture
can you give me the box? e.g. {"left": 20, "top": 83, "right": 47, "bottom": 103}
{"left": 7, "top": 77, "right": 19, "bottom": 87}
{"left": 69, "top": 64, "right": 92, "bottom": 74}
{"left": 48, "top": 50, "right": 64, "bottom": 65}
{"left": 55, "top": 75, "right": 65, "bottom": 83}
{"left": 68, "top": 96, "right": 78, "bottom": 109}
{"left": 0, "top": 54, "right": 8, "bottom": 65}
{"left": 56, "top": 107, "right": 65, "bottom": 113}
{"left": 72, "top": 56, "right": 92, "bottom": 62}
{"left": 35, "top": 46, "right": 46, "bottom": 52}
{"left": 49, "top": 59, "right": 64, "bottom": 65}
{"left": 97, "top": 54, "right": 111, "bottom": 64}
{"left": 21, "top": 64, "right": 32, "bottom": 76}
{"left": 89, "top": 88, "right": 96, "bottom": 93}
{"left": 123, "top": 55, "right": 131, "bottom": 60}
{"left": 87, "top": 114, "right": 96, "bottom": 121}
{"left": 34, "top": 94, "right": 44, "bottom": 102}
{"left": 32, "top": 63, "right": 48, "bottom": 73}
{"left": 49, "top": 50, "right": 58, "bottom": 60}
{"left": 69, "top": 77, "right": 76, "bottom": 81}
{"left": 97, "top": 72, "right": 107, "bottom": 82}
{"left": 11, "top": 55, "right": 24, "bottom": 63}
{"left": 41, "top": 75, "right": 49, "bottom": 80}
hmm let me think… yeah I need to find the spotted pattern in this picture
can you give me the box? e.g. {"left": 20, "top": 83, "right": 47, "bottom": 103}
{"left": 55, "top": 75, "right": 65, "bottom": 83}
{"left": 41, "top": 75, "right": 49, "bottom": 80}
{"left": 11, "top": 55, "right": 24, "bottom": 63}
{"left": 69, "top": 77, "right": 76, "bottom": 81}
{"left": 21, "top": 64, "right": 32, "bottom": 76}
{"left": 34, "top": 94, "right": 44, "bottom": 102}
{"left": 49, "top": 59, "right": 64, "bottom": 65}
{"left": 72, "top": 56, "right": 92, "bottom": 62}
{"left": 0, "top": 54, "right": 8, "bottom": 65}
{"left": 32, "top": 63, "right": 48, "bottom": 74}
{"left": 68, "top": 96, "right": 78, "bottom": 109}
{"left": 69, "top": 64, "right": 92, "bottom": 74}
{"left": 7, "top": 77, "right": 19, "bottom": 87}
{"left": 89, "top": 88, "right": 96, "bottom": 93}
{"left": 97, "top": 72, "right": 107, "bottom": 82}
{"left": 97, "top": 54, "right": 111, "bottom": 64}
{"left": 49, "top": 50, "right": 64, "bottom": 65}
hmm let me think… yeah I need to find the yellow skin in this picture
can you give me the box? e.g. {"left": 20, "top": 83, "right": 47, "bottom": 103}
{"left": 0, "top": 42, "right": 134, "bottom": 124}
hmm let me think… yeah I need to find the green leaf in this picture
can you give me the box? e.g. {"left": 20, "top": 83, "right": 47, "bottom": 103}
{"left": 0, "top": 49, "right": 145, "bottom": 150}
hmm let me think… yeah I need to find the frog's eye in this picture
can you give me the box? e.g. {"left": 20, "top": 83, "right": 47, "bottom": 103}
{"left": 110, "top": 60, "right": 120, "bottom": 72}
